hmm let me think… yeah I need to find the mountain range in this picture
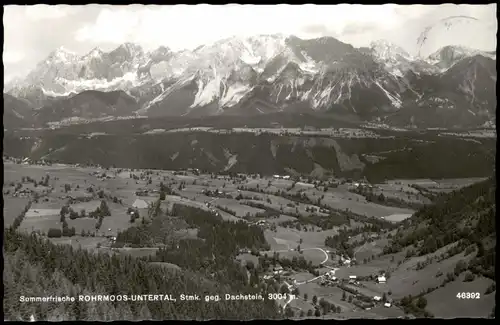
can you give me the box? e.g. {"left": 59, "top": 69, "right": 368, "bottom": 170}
{"left": 4, "top": 35, "right": 497, "bottom": 129}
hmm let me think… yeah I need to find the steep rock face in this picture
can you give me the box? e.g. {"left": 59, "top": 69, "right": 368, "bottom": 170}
{"left": 427, "top": 45, "right": 496, "bottom": 71}
{"left": 5, "top": 35, "right": 497, "bottom": 128}
{"left": 384, "top": 54, "right": 497, "bottom": 128}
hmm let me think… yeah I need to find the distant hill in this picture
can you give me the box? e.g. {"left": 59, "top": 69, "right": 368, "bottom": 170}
{"left": 3, "top": 93, "right": 35, "bottom": 129}
{"left": 2, "top": 131, "right": 496, "bottom": 181}
{"left": 32, "top": 90, "right": 139, "bottom": 126}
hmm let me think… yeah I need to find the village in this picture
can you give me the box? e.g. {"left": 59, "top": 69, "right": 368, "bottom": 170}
{"left": 5, "top": 156, "right": 491, "bottom": 319}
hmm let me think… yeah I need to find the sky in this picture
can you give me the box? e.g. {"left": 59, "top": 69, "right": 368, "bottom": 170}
{"left": 3, "top": 4, "right": 497, "bottom": 82}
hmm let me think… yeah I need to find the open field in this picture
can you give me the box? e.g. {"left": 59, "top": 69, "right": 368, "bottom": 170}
{"left": 386, "top": 250, "right": 477, "bottom": 299}
{"left": 19, "top": 214, "right": 61, "bottom": 234}
{"left": 334, "top": 265, "right": 382, "bottom": 279}
{"left": 236, "top": 253, "right": 260, "bottom": 267}
{"left": 25, "top": 208, "right": 60, "bottom": 218}
{"left": 403, "top": 177, "right": 490, "bottom": 193}
{"left": 66, "top": 218, "right": 97, "bottom": 234}
{"left": 265, "top": 249, "right": 328, "bottom": 266}
{"left": 48, "top": 236, "right": 108, "bottom": 251}
{"left": 3, "top": 197, "right": 30, "bottom": 227}
{"left": 113, "top": 247, "right": 160, "bottom": 258}
{"left": 383, "top": 213, "right": 412, "bottom": 222}
{"left": 99, "top": 202, "right": 135, "bottom": 236}
{"left": 4, "top": 161, "right": 494, "bottom": 319}
{"left": 424, "top": 275, "right": 495, "bottom": 318}
{"left": 266, "top": 227, "right": 337, "bottom": 249}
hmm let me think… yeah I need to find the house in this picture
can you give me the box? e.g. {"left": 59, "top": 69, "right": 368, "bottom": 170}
{"left": 373, "top": 296, "right": 382, "bottom": 302}
{"left": 349, "top": 275, "right": 357, "bottom": 280}
{"left": 377, "top": 276, "right": 386, "bottom": 284}
{"left": 132, "top": 199, "right": 148, "bottom": 209}
{"left": 384, "top": 302, "right": 392, "bottom": 308}
{"left": 135, "top": 189, "right": 149, "bottom": 196}
{"left": 273, "top": 265, "right": 284, "bottom": 274}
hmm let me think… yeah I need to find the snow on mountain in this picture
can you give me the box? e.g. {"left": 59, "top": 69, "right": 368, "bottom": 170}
{"left": 427, "top": 45, "right": 496, "bottom": 71}
{"left": 5, "top": 34, "right": 496, "bottom": 129}
{"left": 371, "top": 39, "right": 414, "bottom": 62}
{"left": 369, "top": 39, "right": 440, "bottom": 78}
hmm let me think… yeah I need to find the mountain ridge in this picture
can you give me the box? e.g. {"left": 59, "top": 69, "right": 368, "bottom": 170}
{"left": 4, "top": 34, "right": 497, "bottom": 129}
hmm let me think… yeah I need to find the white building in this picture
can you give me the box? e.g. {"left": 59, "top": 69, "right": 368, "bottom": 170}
{"left": 384, "top": 302, "right": 392, "bottom": 308}
{"left": 349, "top": 275, "right": 357, "bottom": 280}
{"left": 132, "top": 199, "right": 148, "bottom": 209}
{"left": 377, "top": 276, "right": 386, "bottom": 283}
{"left": 373, "top": 296, "right": 382, "bottom": 302}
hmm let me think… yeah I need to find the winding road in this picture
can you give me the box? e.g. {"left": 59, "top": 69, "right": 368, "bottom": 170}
{"left": 277, "top": 247, "right": 338, "bottom": 310}
{"left": 273, "top": 247, "right": 330, "bottom": 265}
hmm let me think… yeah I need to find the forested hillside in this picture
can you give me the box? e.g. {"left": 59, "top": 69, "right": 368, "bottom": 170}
{"left": 384, "top": 177, "right": 496, "bottom": 279}
{"left": 3, "top": 221, "right": 281, "bottom": 321}
{"left": 3, "top": 131, "right": 495, "bottom": 182}
{"left": 115, "top": 204, "right": 271, "bottom": 286}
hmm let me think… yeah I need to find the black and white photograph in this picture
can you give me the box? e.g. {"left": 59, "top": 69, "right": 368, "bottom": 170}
{"left": 3, "top": 4, "right": 496, "bottom": 321}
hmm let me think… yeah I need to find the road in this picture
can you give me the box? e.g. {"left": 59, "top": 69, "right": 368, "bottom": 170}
{"left": 271, "top": 246, "right": 334, "bottom": 287}
{"left": 282, "top": 281, "right": 296, "bottom": 311}
{"left": 282, "top": 265, "right": 340, "bottom": 311}
{"left": 275, "top": 246, "right": 338, "bottom": 287}
{"left": 273, "top": 247, "right": 330, "bottom": 265}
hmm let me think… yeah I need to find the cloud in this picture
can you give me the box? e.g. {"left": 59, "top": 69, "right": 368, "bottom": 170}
{"left": 74, "top": 4, "right": 408, "bottom": 51}
{"left": 25, "top": 5, "right": 74, "bottom": 21}
{"left": 2, "top": 4, "right": 496, "bottom": 81}
{"left": 75, "top": 7, "right": 140, "bottom": 44}
{"left": 301, "top": 24, "right": 338, "bottom": 38}
{"left": 3, "top": 50, "right": 25, "bottom": 63}
{"left": 341, "top": 22, "right": 380, "bottom": 36}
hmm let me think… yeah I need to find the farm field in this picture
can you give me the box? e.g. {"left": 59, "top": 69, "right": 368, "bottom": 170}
{"left": 3, "top": 197, "right": 30, "bottom": 227}
{"left": 66, "top": 217, "right": 97, "bottom": 234}
{"left": 4, "top": 161, "right": 494, "bottom": 319}
{"left": 384, "top": 213, "right": 412, "bottom": 222}
{"left": 423, "top": 275, "right": 495, "bottom": 318}
{"left": 48, "top": 236, "right": 108, "bottom": 251}
{"left": 386, "top": 250, "right": 477, "bottom": 299}
{"left": 20, "top": 212, "right": 61, "bottom": 234}
{"left": 113, "top": 247, "right": 160, "bottom": 258}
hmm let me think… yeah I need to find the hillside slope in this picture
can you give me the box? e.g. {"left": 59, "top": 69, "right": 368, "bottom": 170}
{"left": 4, "top": 93, "right": 35, "bottom": 129}
{"left": 3, "top": 225, "right": 280, "bottom": 321}
{"left": 3, "top": 132, "right": 496, "bottom": 181}
{"left": 382, "top": 177, "right": 496, "bottom": 317}
{"left": 32, "top": 90, "right": 139, "bottom": 126}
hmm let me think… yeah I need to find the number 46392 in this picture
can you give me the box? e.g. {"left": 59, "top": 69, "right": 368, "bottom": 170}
{"left": 456, "top": 292, "right": 480, "bottom": 299}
